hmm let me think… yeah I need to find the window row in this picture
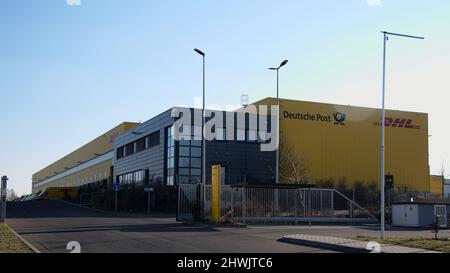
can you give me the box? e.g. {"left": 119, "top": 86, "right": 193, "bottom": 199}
{"left": 65, "top": 171, "right": 109, "bottom": 187}
{"left": 178, "top": 175, "right": 201, "bottom": 184}
{"left": 117, "top": 170, "right": 145, "bottom": 185}
{"left": 175, "top": 125, "right": 270, "bottom": 143}
{"left": 166, "top": 126, "right": 175, "bottom": 186}
{"left": 117, "top": 131, "right": 160, "bottom": 159}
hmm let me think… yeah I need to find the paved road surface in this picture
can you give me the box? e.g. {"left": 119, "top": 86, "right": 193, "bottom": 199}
{"left": 7, "top": 201, "right": 447, "bottom": 253}
{"left": 5, "top": 201, "right": 332, "bottom": 253}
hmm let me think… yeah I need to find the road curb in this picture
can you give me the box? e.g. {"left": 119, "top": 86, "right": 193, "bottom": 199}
{"left": 7, "top": 225, "right": 41, "bottom": 253}
{"left": 280, "top": 234, "right": 441, "bottom": 253}
{"left": 58, "top": 200, "right": 175, "bottom": 218}
{"left": 279, "top": 237, "right": 370, "bottom": 253}
{"left": 180, "top": 220, "right": 248, "bottom": 228}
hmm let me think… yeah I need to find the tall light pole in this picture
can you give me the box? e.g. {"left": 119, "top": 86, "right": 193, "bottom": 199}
{"left": 269, "top": 60, "right": 288, "bottom": 184}
{"left": 0, "top": 176, "right": 8, "bottom": 223}
{"left": 194, "top": 48, "right": 206, "bottom": 218}
{"left": 380, "top": 31, "right": 424, "bottom": 239}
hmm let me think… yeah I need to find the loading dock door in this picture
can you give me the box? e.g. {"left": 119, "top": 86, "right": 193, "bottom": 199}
{"left": 434, "top": 205, "right": 448, "bottom": 228}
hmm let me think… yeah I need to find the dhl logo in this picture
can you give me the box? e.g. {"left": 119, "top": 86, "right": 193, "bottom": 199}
{"left": 373, "top": 118, "right": 421, "bottom": 129}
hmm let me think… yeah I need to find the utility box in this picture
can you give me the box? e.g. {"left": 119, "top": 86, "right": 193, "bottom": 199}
{"left": 392, "top": 202, "right": 450, "bottom": 228}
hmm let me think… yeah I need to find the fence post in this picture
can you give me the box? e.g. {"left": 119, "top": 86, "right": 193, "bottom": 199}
{"left": 243, "top": 187, "right": 247, "bottom": 225}
{"left": 177, "top": 185, "right": 180, "bottom": 221}
{"left": 294, "top": 189, "right": 298, "bottom": 225}
{"left": 308, "top": 188, "right": 312, "bottom": 227}
{"left": 303, "top": 189, "right": 306, "bottom": 218}
{"left": 195, "top": 184, "right": 199, "bottom": 220}
{"left": 331, "top": 190, "right": 334, "bottom": 213}
{"left": 274, "top": 188, "right": 279, "bottom": 217}
{"left": 320, "top": 191, "right": 323, "bottom": 211}
{"left": 115, "top": 191, "right": 118, "bottom": 211}
{"left": 231, "top": 188, "right": 235, "bottom": 221}
{"left": 353, "top": 188, "right": 356, "bottom": 218}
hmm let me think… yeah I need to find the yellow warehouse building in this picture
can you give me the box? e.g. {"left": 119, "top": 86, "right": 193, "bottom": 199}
{"left": 31, "top": 97, "right": 437, "bottom": 195}
{"left": 255, "top": 98, "right": 430, "bottom": 192}
{"left": 429, "top": 175, "right": 445, "bottom": 195}
{"left": 32, "top": 122, "right": 139, "bottom": 193}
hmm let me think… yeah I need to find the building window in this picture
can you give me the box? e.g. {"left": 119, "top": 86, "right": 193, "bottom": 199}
{"left": 136, "top": 137, "right": 146, "bottom": 153}
{"left": 179, "top": 157, "right": 190, "bottom": 168}
{"left": 149, "top": 131, "right": 160, "bottom": 147}
{"left": 216, "top": 127, "right": 225, "bottom": 141}
{"left": 190, "top": 147, "right": 201, "bottom": 157}
{"left": 247, "top": 130, "right": 258, "bottom": 142}
{"left": 179, "top": 146, "right": 190, "bottom": 157}
{"left": 117, "top": 170, "right": 145, "bottom": 185}
{"left": 164, "top": 124, "right": 205, "bottom": 186}
{"left": 117, "top": 146, "right": 124, "bottom": 159}
{"left": 166, "top": 126, "right": 175, "bottom": 186}
{"left": 237, "top": 129, "right": 246, "bottom": 141}
{"left": 125, "top": 142, "right": 134, "bottom": 156}
{"left": 178, "top": 138, "right": 202, "bottom": 185}
{"left": 179, "top": 168, "right": 189, "bottom": 175}
{"left": 116, "top": 130, "right": 161, "bottom": 161}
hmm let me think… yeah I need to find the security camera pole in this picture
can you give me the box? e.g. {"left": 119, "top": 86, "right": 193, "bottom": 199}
{"left": 0, "top": 176, "right": 8, "bottom": 223}
{"left": 380, "top": 31, "right": 424, "bottom": 239}
{"left": 269, "top": 60, "right": 288, "bottom": 184}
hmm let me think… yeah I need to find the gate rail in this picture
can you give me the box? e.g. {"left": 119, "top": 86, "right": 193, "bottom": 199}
{"left": 178, "top": 184, "right": 377, "bottom": 224}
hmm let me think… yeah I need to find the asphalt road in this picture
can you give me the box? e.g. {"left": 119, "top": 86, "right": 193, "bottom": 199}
{"left": 7, "top": 201, "right": 447, "bottom": 253}
{"left": 5, "top": 201, "right": 334, "bottom": 253}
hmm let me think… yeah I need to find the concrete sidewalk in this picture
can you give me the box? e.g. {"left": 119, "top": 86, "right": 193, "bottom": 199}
{"left": 281, "top": 234, "right": 440, "bottom": 253}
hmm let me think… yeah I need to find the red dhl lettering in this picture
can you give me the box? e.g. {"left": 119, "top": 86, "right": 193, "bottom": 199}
{"left": 373, "top": 118, "right": 420, "bottom": 129}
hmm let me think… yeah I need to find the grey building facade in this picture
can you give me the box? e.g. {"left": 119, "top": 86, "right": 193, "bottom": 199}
{"left": 113, "top": 107, "right": 276, "bottom": 187}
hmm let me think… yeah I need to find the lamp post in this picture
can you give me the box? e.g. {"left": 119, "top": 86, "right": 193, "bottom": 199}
{"left": 380, "top": 31, "right": 424, "bottom": 239}
{"left": 269, "top": 60, "right": 288, "bottom": 184}
{"left": 0, "top": 176, "right": 8, "bottom": 223}
{"left": 194, "top": 48, "right": 206, "bottom": 218}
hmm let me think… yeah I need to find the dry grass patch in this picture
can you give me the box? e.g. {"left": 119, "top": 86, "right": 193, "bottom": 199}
{"left": 353, "top": 236, "right": 450, "bottom": 253}
{"left": 0, "top": 224, "right": 33, "bottom": 253}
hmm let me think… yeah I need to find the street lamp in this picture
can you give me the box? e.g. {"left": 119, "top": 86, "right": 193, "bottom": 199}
{"left": 0, "top": 176, "right": 8, "bottom": 223}
{"left": 269, "top": 60, "right": 288, "bottom": 184}
{"left": 380, "top": 31, "right": 424, "bottom": 239}
{"left": 194, "top": 48, "right": 206, "bottom": 218}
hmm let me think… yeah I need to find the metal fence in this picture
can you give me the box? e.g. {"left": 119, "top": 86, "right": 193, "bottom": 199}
{"left": 178, "top": 184, "right": 377, "bottom": 224}
{"left": 177, "top": 184, "right": 201, "bottom": 221}
{"left": 79, "top": 192, "right": 98, "bottom": 206}
{"left": 389, "top": 191, "right": 450, "bottom": 204}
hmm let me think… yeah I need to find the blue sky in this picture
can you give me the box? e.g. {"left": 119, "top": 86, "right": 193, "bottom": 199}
{"left": 1, "top": 0, "right": 449, "bottom": 195}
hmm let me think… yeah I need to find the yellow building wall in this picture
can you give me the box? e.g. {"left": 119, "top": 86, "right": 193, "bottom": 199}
{"left": 429, "top": 175, "right": 444, "bottom": 195}
{"left": 32, "top": 122, "right": 138, "bottom": 190}
{"left": 254, "top": 98, "right": 429, "bottom": 192}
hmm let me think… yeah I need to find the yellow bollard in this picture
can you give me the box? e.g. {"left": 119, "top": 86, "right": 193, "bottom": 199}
{"left": 211, "top": 165, "right": 221, "bottom": 223}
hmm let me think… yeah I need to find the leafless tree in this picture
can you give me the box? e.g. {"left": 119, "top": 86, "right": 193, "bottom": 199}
{"left": 279, "top": 136, "right": 309, "bottom": 184}
{"left": 7, "top": 189, "right": 18, "bottom": 201}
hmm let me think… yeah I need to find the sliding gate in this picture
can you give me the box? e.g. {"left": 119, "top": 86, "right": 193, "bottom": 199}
{"left": 178, "top": 184, "right": 377, "bottom": 224}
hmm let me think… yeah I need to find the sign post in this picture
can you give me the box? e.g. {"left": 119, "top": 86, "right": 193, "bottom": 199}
{"left": 0, "top": 176, "right": 8, "bottom": 223}
{"left": 144, "top": 186, "right": 155, "bottom": 215}
{"left": 113, "top": 182, "right": 121, "bottom": 211}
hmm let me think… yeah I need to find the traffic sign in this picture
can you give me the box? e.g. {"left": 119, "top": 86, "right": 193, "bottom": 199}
{"left": 113, "top": 183, "right": 122, "bottom": 192}
{"left": 144, "top": 187, "right": 155, "bottom": 193}
{"left": 385, "top": 175, "right": 394, "bottom": 190}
